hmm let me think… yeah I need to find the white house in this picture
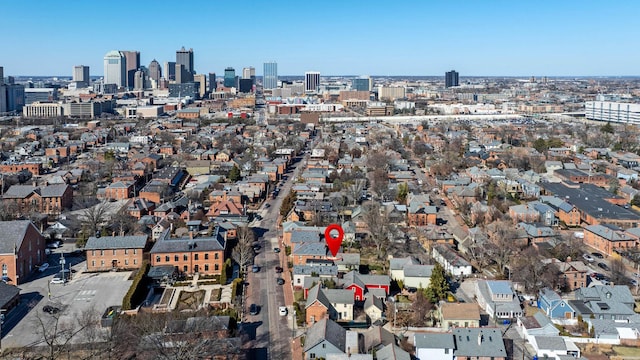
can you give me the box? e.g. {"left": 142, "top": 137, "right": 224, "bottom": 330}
{"left": 414, "top": 333, "right": 455, "bottom": 360}
{"left": 431, "top": 244, "right": 472, "bottom": 277}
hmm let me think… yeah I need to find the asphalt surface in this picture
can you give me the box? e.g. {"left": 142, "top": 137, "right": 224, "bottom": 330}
{"left": 1, "top": 249, "right": 132, "bottom": 349}
{"left": 245, "top": 153, "right": 309, "bottom": 360}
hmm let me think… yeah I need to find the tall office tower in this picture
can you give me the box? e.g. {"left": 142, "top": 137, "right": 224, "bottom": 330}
{"left": 148, "top": 59, "right": 162, "bottom": 83}
{"left": 305, "top": 71, "right": 320, "bottom": 93}
{"left": 103, "top": 50, "right": 126, "bottom": 87}
{"left": 352, "top": 76, "right": 372, "bottom": 92}
{"left": 73, "top": 65, "right": 90, "bottom": 87}
{"left": 242, "top": 66, "right": 256, "bottom": 85}
{"left": 133, "top": 70, "right": 145, "bottom": 90}
{"left": 263, "top": 62, "right": 277, "bottom": 89}
{"left": 0, "top": 66, "right": 3, "bottom": 85}
{"left": 445, "top": 70, "right": 459, "bottom": 88}
{"left": 208, "top": 72, "right": 216, "bottom": 93}
{"left": 224, "top": 67, "right": 236, "bottom": 88}
{"left": 176, "top": 47, "right": 194, "bottom": 81}
{"left": 175, "top": 63, "right": 188, "bottom": 84}
{"left": 165, "top": 61, "right": 176, "bottom": 81}
{"left": 120, "top": 51, "right": 140, "bottom": 90}
{"left": 194, "top": 74, "right": 207, "bottom": 98}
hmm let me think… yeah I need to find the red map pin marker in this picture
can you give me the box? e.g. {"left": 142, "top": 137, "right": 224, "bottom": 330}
{"left": 324, "top": 224, "right": 344, "bottom": 257}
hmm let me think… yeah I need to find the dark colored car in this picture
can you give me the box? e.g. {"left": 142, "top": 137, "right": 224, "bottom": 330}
{"left": 276, "top": 278, "right": 285, "bottom": 285}
{"left": 249, "top": 304, "right": 259, "bottom": 315}
{"left": 43, "top": 305, "right": 60, "bottom": 314}
{"left": 592, "top": 252, "right": 604, "bottom": 259}
{"left": 597, "top": 262, "right": 610, "bottom": 271}
{"left": 275, "top": 266, "right": 283, "bottom": 273}
{"left": 274, "top": 248, "right": 281, "bottom": 253}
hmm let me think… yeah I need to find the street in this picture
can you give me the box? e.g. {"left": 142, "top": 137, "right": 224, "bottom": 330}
{"left": 244, "top": 153, "right": 309, "bottom": 360}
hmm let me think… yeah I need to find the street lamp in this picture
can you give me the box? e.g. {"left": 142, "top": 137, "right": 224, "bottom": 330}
{"left": 59, "top": 253, "right": 66, "bottom": 286}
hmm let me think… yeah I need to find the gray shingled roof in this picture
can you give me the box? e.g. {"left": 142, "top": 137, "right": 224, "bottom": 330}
{"left": 150, "top": 231, "right": 225, "bottom": 254}
{"left": 0, "top": 220, "right": 36, "bottom": 254}
{"left": 40, "top": 184, "right": 70, "bottom": 197}
{"left": 376, "top": 344, "right": 411, "bottom": 360}
{"left": 453, "top": 328, "right": 507, "bottom": 358}
{"left": 303, "top": 318, "right": 346, "bottom": 353}
{"left": 414, "top": 333, "right": 455, "bottom": 349}
{"left": 3, "top": 185, "right": 37, "bottom": 199}
{"left": 0, "top": 282, "right": 20, "bottom": 308}
{"left": 85, "top": 235, "right": 148, "bottom": 250}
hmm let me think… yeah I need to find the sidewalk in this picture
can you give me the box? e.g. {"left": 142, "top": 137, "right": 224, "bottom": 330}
{"left": 282, "top": 260, "right": 303, "bottom": 360}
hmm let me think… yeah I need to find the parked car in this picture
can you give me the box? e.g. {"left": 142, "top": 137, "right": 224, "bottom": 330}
{"left": 276, "top": 278, "right": 285, "bottom": 285}
{"left": 279, "top": 306, "right": 288, "bottom": 316}
{"left": 582, "top": 254, "right": 595, "bottom": 263}
{"left": 252, "top": 265, "right": 260, "bottom": 273}
{"left": 38, "top": 263, "right": 49, "bottom": 272}
{"left": 47, "top": 241, "right": 62, "bottom": 249}
{"left": 274, "top": 248, "right": 281, "bottom": 253}
{"left": 50, "top": 276, "right": 66, "bottom": 284}
{"left": 592, "top": 252, "right": 604, "bottom": 259}
{"left": 597, "top": 262, "right": 610, "bottom": 271}
{"left": 275, "top": 266, "right": 283, "bottom": 273}
{"left": 249, "top": 304, "right": 259, "bottom": 315}
{"left": 43, "top": 305, "right": 60, "bottom": 314}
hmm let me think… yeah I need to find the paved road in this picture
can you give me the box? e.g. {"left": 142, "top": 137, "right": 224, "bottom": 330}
{"left": 245, "top": 153, "right": 309, "bottom": 360}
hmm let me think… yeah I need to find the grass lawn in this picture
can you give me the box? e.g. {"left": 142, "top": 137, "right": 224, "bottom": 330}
{"left": 613, "top": 346, "right": 640, "bottom": 356}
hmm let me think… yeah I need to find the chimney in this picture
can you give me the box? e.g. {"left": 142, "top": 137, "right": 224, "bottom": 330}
{"left": 566, "top": 256, "right": 572, "bottom": 263}
{"left": 189, "top": 231, "right": 193, "bottom": 240}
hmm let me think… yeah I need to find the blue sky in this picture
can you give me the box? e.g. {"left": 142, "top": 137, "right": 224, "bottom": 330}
{"left": 2, "top": 1, "right": 639, "bottom": 76}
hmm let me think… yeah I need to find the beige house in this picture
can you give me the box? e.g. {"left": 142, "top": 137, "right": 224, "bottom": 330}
{"left": 439, "top": 302, "right": 481, "bottom": 330}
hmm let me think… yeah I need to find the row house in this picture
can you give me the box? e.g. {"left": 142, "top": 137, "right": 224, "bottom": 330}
{"left": 305, "top": 284, "right": 354, "bottom": 325}
{"left": 3, "top": 184, "right": 73, "bottom": 217}
{"left": 583, "top": 224, "right": 636, "bottom": 256}
{"left": 85, "top": 235, "right": 147, "bottom": 271}
{"left": 150, "top": 229, "right": 226, "bottom": 276}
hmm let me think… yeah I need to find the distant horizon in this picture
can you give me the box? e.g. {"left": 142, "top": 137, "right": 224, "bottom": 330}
{"left": 7, "top": 74, "right": 640, "bottom": 80}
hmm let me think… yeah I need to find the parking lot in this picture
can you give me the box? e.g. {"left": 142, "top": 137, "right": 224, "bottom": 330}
{"left": 1, "top": 250, "right": 133, "bottom": 349}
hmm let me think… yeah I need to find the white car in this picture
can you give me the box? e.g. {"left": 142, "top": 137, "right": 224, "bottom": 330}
{"left": 38, "top": 263, "right": 49, "bottom": 272}
{"left": 582, "top": 253, "right": 595, "bottom": 263}
{"left": 50, "top": 276, "right": 66, "bottom": 284}
{"left": 279, "top": 306, "right": 288, "bottom": 316}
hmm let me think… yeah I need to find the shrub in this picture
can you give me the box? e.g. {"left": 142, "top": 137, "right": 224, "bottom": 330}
{"left": 122, "top": 261, "right": 151, "bottom": 310}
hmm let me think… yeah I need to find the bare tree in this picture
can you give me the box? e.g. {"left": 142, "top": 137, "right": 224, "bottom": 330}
{"left": 368, "top": 169, "right": 390, "bottom": 200}
{"left": 362, "top": 201, "right": 390, "bottom": 259}
{"left": 411, "top": 290, "right": 434, "bottom": 327}
{"left": 346, "top": 179, "right": 367, "bottom": 206}
{"left": 79, "top": 201, "right": 113, "bottom": 237}
{"left": 232, "top": 225, "right": 255, "bottom": 275}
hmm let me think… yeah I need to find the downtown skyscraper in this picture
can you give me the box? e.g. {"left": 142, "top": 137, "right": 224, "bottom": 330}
{"left": 263, "top": 61, "right": 278, "bottom": 89}
{"left": 103, "top": 51, "right": 126, "bottom": 87}
{"left": 176, "top": 47, "right": 194, "bottom": 83}
{"left": 305, "top": 71, "right": 320, "bottom": 93}
{"left": 120, "top": 50, "right": 140, "bottom": 90}
{"left": 445, "top": 70, "right": 459, "bottom": 88}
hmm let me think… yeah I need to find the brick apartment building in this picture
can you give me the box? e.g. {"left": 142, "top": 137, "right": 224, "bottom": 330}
{"left": 150, "top": 228, "right": 226, "bottom": 276}
{"left": 0, "top": 220, "right": 46, "bottom": 284}
{"left": 2, "top": 184, "right": 73, "bottom": 216}
{"left": 85, "top": 235, "right": 148, "bottom": 271}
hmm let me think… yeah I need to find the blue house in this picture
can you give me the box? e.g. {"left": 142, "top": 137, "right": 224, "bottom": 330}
{"left": 538, "top": 288, "right": 576, "bottom": 319}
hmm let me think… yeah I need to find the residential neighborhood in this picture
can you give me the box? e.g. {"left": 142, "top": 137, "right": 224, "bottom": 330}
{"left": 4, "top": 64, "right": 640, "bottom": 360}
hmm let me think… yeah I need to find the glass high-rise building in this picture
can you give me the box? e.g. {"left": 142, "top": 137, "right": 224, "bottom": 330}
{"left": 445, "top": 70, "right": 459, "bottom": 88}
{"left": 352, "top": 76, "right": 371, "bottom": 92}
{"left": 103, "top": 50, "right": 126, "bottom": 87}
{"left": 305, "top": 71, "right": 320, "bottom": 93}
{"left": 208, "top": 73, "right": 216, "bottom": 93}
{"left": 263, "top": 62, "right": 278, "bottom": 89}
{"left": 165, "top": 61, "right": 176, "bottom": 81}
{"left": 224, "top": 67, "right": 236, "bottom": 88}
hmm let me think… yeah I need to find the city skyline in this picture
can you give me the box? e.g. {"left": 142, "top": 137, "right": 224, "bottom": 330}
{"left": 2, "top": 0, "right": 639, "bottom": 77}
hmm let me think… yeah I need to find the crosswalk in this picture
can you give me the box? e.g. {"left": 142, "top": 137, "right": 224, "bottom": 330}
{"left": 75, "top": 289, "right": 96, "bottom": 302}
